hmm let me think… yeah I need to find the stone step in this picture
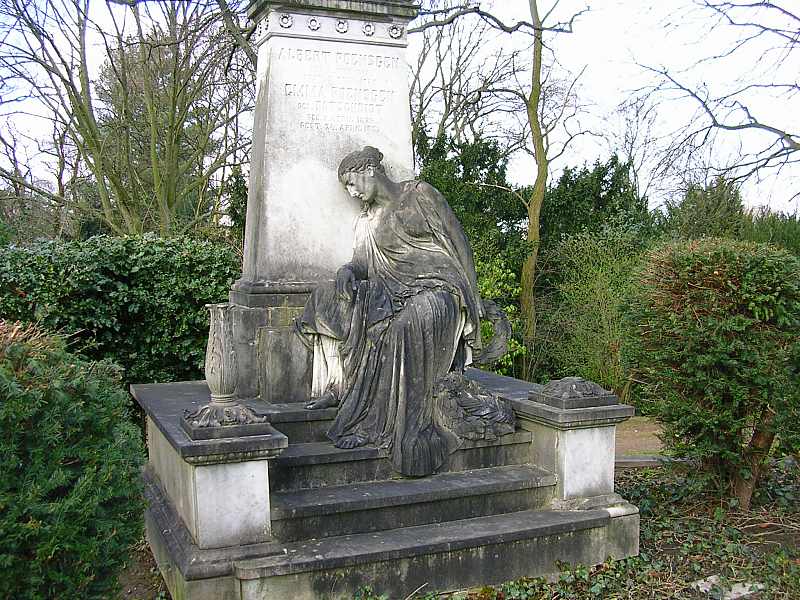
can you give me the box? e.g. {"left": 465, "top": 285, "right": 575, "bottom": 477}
{"left": 270, "top": 464, "right": 556, "bottom": 542}
{"left": 234, "top": 508, "right": 630, "bottom": 599}
{"left": 265, "top": 404, "right": 335, "bottom": 444}
{"left": 268, "top": 430, "right": 534, "bottom": 492}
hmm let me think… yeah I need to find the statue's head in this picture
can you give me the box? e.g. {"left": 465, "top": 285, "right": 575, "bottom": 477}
{"left": 338, "top": 146, "right": 386, "bottom": 205}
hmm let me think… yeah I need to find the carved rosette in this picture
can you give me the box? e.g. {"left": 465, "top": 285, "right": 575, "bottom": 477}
{"left": 183, "top": 303, "right": 269, "bottom": 431}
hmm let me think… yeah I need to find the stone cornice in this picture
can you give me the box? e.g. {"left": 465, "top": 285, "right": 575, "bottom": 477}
{"left": 247, "top": 1, "right": 420, "bottom": 22}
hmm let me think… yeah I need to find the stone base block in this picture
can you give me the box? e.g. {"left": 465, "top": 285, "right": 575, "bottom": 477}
{"left": 136, "top": 373, "right": 639, "bottom": 600}
{"left": 146, "top": 467, "right": 638, "bottom": 600}
{"left": 233, "top": 502, "right": 639, "bottom": 600}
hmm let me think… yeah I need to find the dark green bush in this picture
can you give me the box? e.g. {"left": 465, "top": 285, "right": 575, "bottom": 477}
{"left": 0, "top": 234, "right": 240, "bottom": 384}
{"left": 625, "top": 238, "right": 800, "bottom": 508}
{"left": 0, "top": 321, "right": 145, "bottom": 599}
{"left": 660, "top": 177, "right": 746, "bottom": 240}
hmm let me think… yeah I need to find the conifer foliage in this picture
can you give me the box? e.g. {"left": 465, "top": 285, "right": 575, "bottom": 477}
{"left": 0, "top": 321, "right": 145, "bottom": 599}
{"left": 626, "top": 239, "right": 800, "bottom": 509}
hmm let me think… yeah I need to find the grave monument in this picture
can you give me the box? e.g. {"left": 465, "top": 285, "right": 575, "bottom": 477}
{"left": 132, "top": 2, "right": 640, "bottom": 599}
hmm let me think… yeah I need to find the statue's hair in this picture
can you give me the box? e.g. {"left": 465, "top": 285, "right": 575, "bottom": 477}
{"left": 338, "top": 146, "right": 386, "bottom": 179}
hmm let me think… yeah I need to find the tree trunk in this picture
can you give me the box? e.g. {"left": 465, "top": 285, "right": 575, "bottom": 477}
{"left": 520, "top": 0, "right": 547, "bottom": 380}
{"left": 732, "top": 408, "right": 776, "bottom": 510}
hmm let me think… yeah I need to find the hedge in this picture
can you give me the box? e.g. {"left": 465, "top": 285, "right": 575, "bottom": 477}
{"left": 625, "top": 238, "right": 800, "bottom": 508}
{"left": 0, "top": 234, "right": 240, "bottom": 385}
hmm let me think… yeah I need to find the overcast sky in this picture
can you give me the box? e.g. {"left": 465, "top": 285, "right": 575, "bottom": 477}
{"left": 481, "top": 1, "right": 798, "bottom": 212}
{"left": 3, "top": 1, "right": 796, "bottom": 213}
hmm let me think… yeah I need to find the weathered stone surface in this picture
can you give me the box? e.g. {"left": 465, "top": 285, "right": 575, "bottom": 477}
{"left": 139, "top": 371, "right": 639, "bottom": 600}
{"left": 257, "top": 325, "right": 312, "bottom": 403}
{"left": 513, "top": 396, "right": 635, "bottom": 430}
{"left": 144, "top": 467, "right": 283, "bottom": 580}
{"left": 247, "top": 1, "right": 420, "bottom": 21}
{"left": 269, "top": 431, "right": 533, "bottom": 492}
{"left": 532, "top": 376, "right": 619, "bottom": 410}
{"left": 465, "top": 366, "right": 542, "bottom": 401}
{"left": 235, "top": 509, "right": 621, "bottom": 599}
{"left": 229, "top": 304, "right": 269, "bottom": 398}
{"left": 513, "top": 378, "right": 634, "bottom": 502}
{"left": 132, "top": 382, "right": 288, "bottom": 463}
{"left": 270, "top": 464, "right": 556, "bottom": 541}
{"left": 234, "top": 12, "right": 415, "bottom": 297}
{"left": 146, "top": 418, "right": 275, "bottom": 549}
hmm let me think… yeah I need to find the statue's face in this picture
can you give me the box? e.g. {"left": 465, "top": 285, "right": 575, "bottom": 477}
{"left": 340, "top": 167, "right": 377, "bottom": 204}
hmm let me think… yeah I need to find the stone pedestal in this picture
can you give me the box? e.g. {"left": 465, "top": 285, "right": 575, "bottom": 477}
{"left": 136, "top": 372, "right": 640, "bottom": 600}
{"left": 229, "top": 0, "right": 419, "bottom": 403}
{"left": 132, "top": 382, "right": 289, "bottom": 599}
{"left": 511, "top": 377, "right": 635, "bottom": 501}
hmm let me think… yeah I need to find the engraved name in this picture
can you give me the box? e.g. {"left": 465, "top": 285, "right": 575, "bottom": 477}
{"left": 277, "top": 47, "right": 401, "bottom": 69}
{"left": 285, "top": 83, "right": 395, "bottom": 105}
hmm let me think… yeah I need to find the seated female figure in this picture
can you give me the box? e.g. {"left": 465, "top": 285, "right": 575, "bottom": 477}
{"left": 297, "top": 146, "right": 495, "bottom": 477}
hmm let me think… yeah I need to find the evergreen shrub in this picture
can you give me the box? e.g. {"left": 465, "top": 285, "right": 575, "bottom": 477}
{"left": 742, "top": 208, "right": 800, "bottom": 257}
{"left": 539, "top": 228, "right": 644, "bottom": 402}
{"left": 0, "top": 321, "right": 145, "bottom": 599}
{"left": 625, "top": 238, "right": 800, "bottom": 507}
{"left": 0, "top": 234, "right": 239, "bottom": 384}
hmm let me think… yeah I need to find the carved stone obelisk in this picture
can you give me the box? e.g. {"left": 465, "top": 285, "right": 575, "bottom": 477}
{"left": 229, "top": 0, "right": 420, "bottom": 402}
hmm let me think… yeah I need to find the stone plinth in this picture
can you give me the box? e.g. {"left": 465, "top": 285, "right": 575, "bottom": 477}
{"left": 133, "top": 382, "right": 288, "bottom": 550}
{"left": 137, "top": 372, "right": 639, "bottom": 600}
{"left": 229, "top": 0, "right": 419, "bottom": 403}
{"left": 512, "top": 377, "right": 635, "bottom": 501}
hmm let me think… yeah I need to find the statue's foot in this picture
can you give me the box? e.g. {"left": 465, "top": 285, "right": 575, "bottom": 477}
{"left": 334, "top": 433, "right": 368, "bottom": 449}
{"left": 305, "top": 390, "right": 338, "bottom": 410}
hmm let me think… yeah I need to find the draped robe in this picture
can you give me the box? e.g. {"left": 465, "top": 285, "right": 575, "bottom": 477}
{"left": 298, "top": 180, "right": 484, "bottom": 476}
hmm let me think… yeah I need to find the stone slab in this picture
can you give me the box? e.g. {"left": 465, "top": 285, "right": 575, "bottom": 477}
{"left": 513, "top": 397, "right": 635, "bottom": 430}
{"left": 235, "top": 509, "right": 611, "bottom": 579}
{"left": 271, "top": 464, "right": 556, "bottom": 519}
{"left": 237, "top": 511, "right": 638, "bottom": 599}
{"left": 530, "top": 389, "right": 618, "bottom": 410}
{"left": 147, "top": 417, "right": 275, "bottom": 549}
{"left": 560, "top": 426, "right": 616, "bottom": 499}
{"left": 276, "top": 429, "right": 532, "bottom": 466}
{"left": 194, "top": 459, "right": 272, "bottom": 548}
{"left": 181, "top": 418, "right": 278, "bottom": 441}
{"left": 615, "top": 455, "right": 676, "bottom": 469}
{"left": 237, "top": 10, "right": 415, "bottom": 292}
{"left": 690, "top": 575, "right": 765, "bottom": 599}
{"left": 257, "top": 325, "right": 312, "bottom": 403}
{"left": 132, "top": 381, "right": 288, "bottom": 464}
{"left": 465, "top": 367, "right": 542, "bottom": 401}
{"left": 143, "top": 466, "right": 284, "bottom": 580}
{"left": 269, "top": 432, "right": 534, "bottom": 491}
{"left": 270, "top": 464, "right": 556, "bottom": 541}
{"left": 247, "top": 0, "right": 420, "bottom": 21}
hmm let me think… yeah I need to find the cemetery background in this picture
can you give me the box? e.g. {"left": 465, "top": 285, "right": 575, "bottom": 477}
{"left": 0, "top": 1, "right": 799, "bottom": 599}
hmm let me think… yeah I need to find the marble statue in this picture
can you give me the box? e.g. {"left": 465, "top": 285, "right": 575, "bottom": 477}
{"left": 297, "top": 147, "right": 513, "bottom": 476}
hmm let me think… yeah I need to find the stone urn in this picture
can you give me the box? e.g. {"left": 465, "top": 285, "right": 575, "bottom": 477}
{"left": 205, "top": 302, "right": 238, "bottom": 404}
{"left": 182, "top": 303, "right": 270, "bottom": 439}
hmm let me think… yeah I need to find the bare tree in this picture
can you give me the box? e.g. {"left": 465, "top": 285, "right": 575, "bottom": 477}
{"left": 409, "top": 1, "right": 590, "bottom": 376}
{"left": 644, "top": 0, "right": 799, "bottom": 199}
{"left": 607, "top": 94, "right": 665, "bottom": 203}
{"left": 409, "top": 1, "right": 530, "bottom": 163}
{"left": 0, "top": 0, "right": 254, "bottom": 236}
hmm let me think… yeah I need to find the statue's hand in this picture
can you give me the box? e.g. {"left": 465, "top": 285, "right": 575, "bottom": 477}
{"left": 335, "top": 264, "right": 357, "bottom": 302}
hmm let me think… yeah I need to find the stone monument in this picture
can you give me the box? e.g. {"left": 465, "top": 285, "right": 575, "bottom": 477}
{"left": 132, "top": 2, "right": 640, "bottom": 599}
{"left": 228, "top": 0, "right": 420, "bottom": 403}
